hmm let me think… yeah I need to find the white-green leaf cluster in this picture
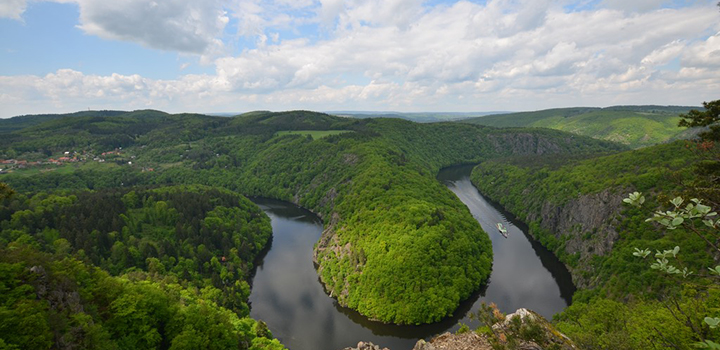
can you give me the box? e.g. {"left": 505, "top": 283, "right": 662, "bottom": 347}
{"left": 644, "top": 246, "right": 693, "bottom": 277}
{"left": 655, "top": 246, "right": 680, "bottom": 259}
{"left": 645, "top": 197, "right": 718, "bottom": 230}
{"left": 705, "top": 317, "right": 720, "bottom": 329}
{"left": 632, "top": 248, "right": 651, "bottom": 258}
{"left": 623, "top": 192, "right": 645, "bottom": 207}
{"left": 696, "top": 339, "right": 720, "bottom": 349}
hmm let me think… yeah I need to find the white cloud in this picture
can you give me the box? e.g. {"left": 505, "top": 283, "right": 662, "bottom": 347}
{"left": 72, "top": 0, "right": 229, "bottom": 54}
{"left": 2, "top": 0, "right": 232, "bottom": 55}
{"left": 681, "top": 33, "right": 720, "bottom": 68}
{"left": 641, "top": 40, "right": 685, "bottom": 66}
{"left": 2, "top": 1, "right": 720, "bottom": 118}
{"left": 0, "top": 0, "right": 26, "bottom": 19}
{"left": 601, "top": 0, "right": 670, "bottom": 13}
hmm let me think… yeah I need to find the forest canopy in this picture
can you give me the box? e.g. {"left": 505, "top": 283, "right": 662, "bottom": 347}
{"left": 0, "top": 110, "right": 624, "bottom": 326}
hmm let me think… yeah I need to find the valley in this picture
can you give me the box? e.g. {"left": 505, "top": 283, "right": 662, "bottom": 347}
{"left": 0, "top": 105, "right": 717, "bottom": 349}
{"left": 247, "top": 166, "right": 573, "bottom": 350}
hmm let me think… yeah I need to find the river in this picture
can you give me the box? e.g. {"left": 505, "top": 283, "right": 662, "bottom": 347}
{"left": 249, "top": 165, "right": 575, "bottom": 350}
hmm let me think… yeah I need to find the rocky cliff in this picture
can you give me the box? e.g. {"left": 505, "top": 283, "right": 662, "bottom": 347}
{"left": 525, "top": 188, "right": 625, "bottom": 288}
{"left": 342, "top": 308, "right": 577, "bottom": 350}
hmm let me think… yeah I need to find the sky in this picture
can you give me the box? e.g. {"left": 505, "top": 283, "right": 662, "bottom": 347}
{"left": 0, "top": 0, "right": 718, "bottom": 118}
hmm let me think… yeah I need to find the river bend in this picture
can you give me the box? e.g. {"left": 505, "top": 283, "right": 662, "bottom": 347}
{"left": 249, "top": 165, "right": 574, "bottom": 350}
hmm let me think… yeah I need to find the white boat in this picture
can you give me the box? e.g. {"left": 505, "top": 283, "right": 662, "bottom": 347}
{"left": 496, "top": 222, "right": 508, "bottom": 238}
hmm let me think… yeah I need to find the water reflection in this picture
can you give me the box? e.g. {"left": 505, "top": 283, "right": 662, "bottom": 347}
{"left": 248, "top": 166, "right": 574, "bottom": 350}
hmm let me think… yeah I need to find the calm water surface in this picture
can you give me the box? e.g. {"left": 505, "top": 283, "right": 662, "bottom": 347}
{"left": 249, "top": 165, "right": 575, "bottom": 350}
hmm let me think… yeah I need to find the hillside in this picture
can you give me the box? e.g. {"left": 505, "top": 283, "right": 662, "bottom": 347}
{"left": 0, "top": 110, "right": 128, "bottom": 133}
{"left": 461, "top": 105, "right": 698, "bottom": 148}
{"left": 469, "top": 140, "right": 720, "bottom": 348}
{"left": 0, "top": 185, "right": 285, "bottom": 349}
{"left": 0, "top": 110, "right": 624, "bottom": 326}
{"left": 331, "top": 111, "right": 502, "bottom": 123}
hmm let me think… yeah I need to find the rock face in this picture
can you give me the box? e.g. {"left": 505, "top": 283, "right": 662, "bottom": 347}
{"left": 343, "top": 341, "right": 391, "bottom": 350}
{"left": 344, "top": 308, "right": 577, "bottom": 350}
{"left": 491, "top": 308, "right": 576, "bottom": 350}
{"left": 486, "top": 133, "right": 568, "bottom": 156}
{"left": 525, "top": 188, "right": 625, "bottom": 288}
{"left": 412, "top": 332, "right": 491, "bottom": 350}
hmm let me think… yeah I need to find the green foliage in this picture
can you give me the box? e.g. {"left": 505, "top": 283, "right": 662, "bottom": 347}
{"left": 0, "top": 109, "right": 623, "bottom": 325}
{"left": 456, "top": 323, "right": 470, "bottom": 334}
{"left": 679, "top": 100, "right": 720, "bottom": 142}
{"left": 0, "top": 185, "right": 271, "bottom": 316}
{"left": 470, "top": 141, "right": 705, "bottom": 294}
{"left": 471, "top": 132, "right": 720, "bottom": 349}
{"left": 462, "top": 105, "right": 698, "bottom": 148}
{"left": 0, "top": 244, "right": 284, "bottom": 350}
{"left": 274, "top": 130, "right": 353, "bottom": 139}
{"left": 555, "top": 287, "right": 720, "bottom": 350}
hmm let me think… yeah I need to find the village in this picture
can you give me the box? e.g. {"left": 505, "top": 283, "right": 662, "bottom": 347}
{"left": 0, "top": 148, "right": 153, "bottom": 174}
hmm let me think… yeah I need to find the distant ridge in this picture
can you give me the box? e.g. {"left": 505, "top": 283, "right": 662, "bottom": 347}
{"left": 461, "top": 105, "right": 701, "bottom": 148}
{"left": 328, "top": 111, "right": 510, "bottom": 123}
{"left": 0, "top": 110, "right": 128, "bottom": 133}
{"left": 0, "top": 109, "right": 183, "bottom": 134}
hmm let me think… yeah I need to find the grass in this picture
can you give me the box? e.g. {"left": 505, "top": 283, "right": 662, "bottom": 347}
{"left": 0, "top": 161, "right": 119, "bottom": 177}
{"left": 275, "top": 130, "right": 353, "bottom": 140}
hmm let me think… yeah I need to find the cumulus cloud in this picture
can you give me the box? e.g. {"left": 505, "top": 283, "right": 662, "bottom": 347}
{"left": 601, "top": 0, "right": 671, "bottom": 13}
{"left": 2, "top": 0, "right": 230, "bottom": 54}
{"left": 0, "top": 0, "right": 27, "bottom": 19}
{"left": 681, "top": 33, "right": 720, "bottom": 68}
{"left": 72, "top": 0, "right": 229, "bottom": 54}
{"left": 2, "top": 0, "right": 720, "bottom": 117}
{"left": 210, "top": 1, "right": 718, "bottom": 98}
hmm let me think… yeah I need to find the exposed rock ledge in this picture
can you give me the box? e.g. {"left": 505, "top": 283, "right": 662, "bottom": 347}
{"left": 343, "top": 308, "right": 576, "bottom": 350}
{"left": 524, "top": 188, "right": 626, "bottom": 289}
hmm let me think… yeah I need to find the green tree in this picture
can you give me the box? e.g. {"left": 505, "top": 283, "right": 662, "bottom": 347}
{"left": 679, "top": 100, "right": 720, "bottom": 142}
{"left": 678, "top": 100, "right": 720, "bottom": 205}
{"left": 0, "top": 183, "right": 13, "bottom": 200}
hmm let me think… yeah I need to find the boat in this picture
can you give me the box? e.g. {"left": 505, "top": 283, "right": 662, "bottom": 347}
{"left": 496, "top": 222, "right": 508, "bottom": 238}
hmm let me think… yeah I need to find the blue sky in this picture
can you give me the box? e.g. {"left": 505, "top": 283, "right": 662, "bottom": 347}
{"left": 0, "top": 0, "right": 718, "bottom": 117}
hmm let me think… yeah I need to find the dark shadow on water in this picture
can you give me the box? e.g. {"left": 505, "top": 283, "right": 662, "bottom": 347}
{"left": 251, "top": 196, "right": 323, "bottom": 225}
{"left": 328, "top": 280, "right": 489, "bottom": 339}
{"left": 437, "top": 164, "right": 576, "bottom": 306}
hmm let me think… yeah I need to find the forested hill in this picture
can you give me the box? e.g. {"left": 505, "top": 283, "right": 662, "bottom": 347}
{"left": 0, "top": 110, "right": 129, "bottom": 133}
{"left": 0, "top": 110, "right": 624, "bottom": 326}
{"left": 461, "top": 105, "right": 698, "bottom": 148}
{"left": 469, "top": 140, "right": 720, "bottom": 348}
{"left": 0, "top": 185, "right": 285, "bottom": 349}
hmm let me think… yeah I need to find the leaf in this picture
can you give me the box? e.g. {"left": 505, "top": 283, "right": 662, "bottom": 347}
{"left": 672, "top": 217, "right": 684, "bottom": 226}
{"left": 694, "top": 340, "right": 720, "bottom": 349}
{"left": 671, "top": 197, "right": 684, "bottom": 207}
{"left": 697, "top": 204, "right": 711, "bottom": 214}
{"left": 704, "top": 317, "right": 720, "bottom": 329}
{"left": 632, "top": 248, "right": 651, "bottom": 258}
